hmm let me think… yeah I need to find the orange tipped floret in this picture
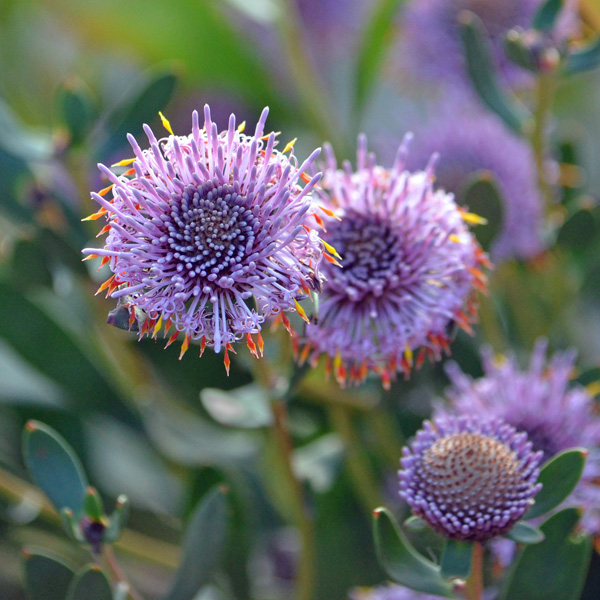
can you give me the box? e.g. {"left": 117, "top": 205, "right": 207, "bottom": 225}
{"left": 95, "top": 274, "right": 115, "bottom": 296}
{"left": 98, "top": 184, "right": 114, "bottom": 197}
{"left": 294, "top": 299, "right": 310, "bottom": 324}
{"left": 224, "top": 346, "right": 231, "bottom": 375}
{"left": 178, "top": 334, "right": 190, "bottom": 360}
{"left": 199, "top": 336, "right": 207, "bottom": 357}
{"left": 82, "top": 207, "right": 108, "bottom": 221}
{"left": 246, "top": 333, "right": 258, "bottom": 358}
{"left": 257, "top": 331, "right": 264, "bottom": 357}
{"left": 165, "top": 331, "right": 179, "bottom": 349}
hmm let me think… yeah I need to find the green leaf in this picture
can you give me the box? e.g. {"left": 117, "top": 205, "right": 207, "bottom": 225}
{"left": 556, "top": 208, "right": 597, "bottom": 252}
{"left": 563, "top": 37, "right": 600, "bottom": 74}
{"left": 83, "top": 487, "right": 105, "bottom": 521}
{"left": 459, "top": 11, "right": 530, "bottom": 134}
{"left": 163, "top": 486, "right": 230, "bottom": 600}
{"left": 354, "top": 0, "right": 405, "bottom": 115}
{"left": 57, "top": 78, "right": 97, "bottom": 146}
{"left": 372, "top": 508, "right": 454, "bottom": 597}
{"left": 403, "top": 516, "right": 428, "bottom": 532}
{"left": 22, "top": 548, "right": 76, "bottom": 600}
{"left": 440, "top": 539, "right": 473, "bottom": 580}
{"left": 200, "top": 384, "right": 272, "bottom": 429}
{"left": 533, "top": 0, "right": 564, "bottom": 32}
{"left": 506, "top": 521, "right": 545, "bottom": 544}
{"left": 66, "top": 565, "right": 113, "bottom": 600}
{"left": 504, "top": 30, "right": 538, "bottom": 72}
{"left": 99, "top": 68, "right": 177, "bottom": 157}
{"left": 104, "top": 494, "right": 130, "bottom": 543}
{"left": 23, "top": 420, "right": 88, "bottom": 516}
{"left": 525, "top": 448, "right": 587, "bottom": 520}
{"left": 461, "top": 170, "right": 505, "bottom": 252}
{"left": 501, "top": 509, "right": 592, "bottom": 600}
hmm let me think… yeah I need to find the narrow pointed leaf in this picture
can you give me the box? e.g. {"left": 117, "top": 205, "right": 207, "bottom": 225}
{"left": 163, "top": 486, "right": 230, "bottom": 600}
{"left": 501, "top": 509, "right": 592, "bottom": 600}
{"left": 440, "top": 539, "right": 473, "bottom": 580}
{"left": 57, "top": 79, "right": 97, "bottom": 145}
{"left": 459, "top": 10, "right": 530, "bottom": 134}
{"left": 373, "top": 508, "right": 454, "bottom": 597}
{"left": 23, "top": 549, "right": 76, "bottom": 600}
{"left": 564, "top": 37, "right": 600, "bottom": 74}
{"left": 533, "top": 0, "right": 564, "bottom": 32}
{"left": 66, "top": 565, "right": 113, "bottom": 600}
{"left": 524, "top": 448, "right": 586, "bottom": 520}
{"left": 504, "top": 31, "right": 538, "bottom": 71}
{"left": 23, "top": 421, "right": 88, "bottom": 516}
{"left": 104, "top": 495, "right": 130, "bottom": 543}
{"left": 506, "top": 521, "right": 545, "bottom": 544}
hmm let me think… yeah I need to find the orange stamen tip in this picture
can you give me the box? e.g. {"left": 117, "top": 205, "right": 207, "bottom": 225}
{"left": 98, "top": 184, "right": 114, "bottom": 197}
{"left": 95, "top": 274, "right": 115, "bottom": 295}
{"left": 224, "top": 349, "right": 231, "bottom": 375}
{"left": 319, "top": 205, "right": 342, "bottom": 220}
{"left": 300, "top": 172, "right": 312, "bottom": 184}
{"left": 294, "top": 299, "right": 310, "bottom": 323}
{"left": 82, "top": 254, "right": 98, "bottom": 261}
{"left": 165, "top": 331, "right": 179, "bottom": 349}
{"left": 96, "top": 224, "right": 111, "bottom": 237}
{"left": 178, "top": 335, "right": 190, "bottom": 360}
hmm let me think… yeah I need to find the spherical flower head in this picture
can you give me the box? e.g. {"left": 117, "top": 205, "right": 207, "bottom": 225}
{"left": 440, "top": 338, "right": 600, "bottom": 533}
{"left": 401, "top": 0, "right": 541, "bottom": 88}
{"left": 399, "top": 416, "right": 542, "bottom": 542}
{"left": 83, "top": 106, "right": 325, "bottom": 364}
{"left": 302, "top": 134, "right": 490, "bottom": 388}
{"left": 404, "top": 100, "right": 543, "bottom": 261}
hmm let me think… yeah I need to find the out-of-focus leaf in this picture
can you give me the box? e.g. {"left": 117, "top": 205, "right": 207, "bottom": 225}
{"left": 222, "top": 0, "right": 279, "bottom": 23}
{"left": 163, "top": 486, "right": 230, "bottom": 600}
{"left": 66, "top": 565, "right": 113, "bottom": 600}
{"left": 462, "top": 170, "right": 504, "bottom": 252}
{"left": 23, "top": 420, "right": 88, "bottom": 516}
{"left": 501, "top": 509, "right": 592, "bottom": 600}
{"left": 504, "top": 30, "right": 539, "bottom": 71}
{"left": 99, "top": 69, "right": 177, "bottom": 157}
{"left": 556, "top": 208, "right": 597, "bottom": 252}
{"left": 440, "top": 539, "right": 473, "bottom": 580}
{"left": 200, "top": 384, "right": 272, "bottom": 429}
{"left": 0, "top": 146, "right": 33, "bottom": 223}
{"left": 564, "top": 37, "right": 600, "bottom": 74}
{"left": 525, "top": 448, "right": 587, "bottom": 520}
{"left": 83, "top": 487, "right": 105, "bottom": 521}
{"left": 292, "top": 433, "right": 344, "bottom": 493}
{"left": 373, "top": 507, "right": 454, "bottom": 597}
{"left": 23, "top": 548, "right": 76, "bottom": 600}
{"left": 57, "top": 78, "right": 98, "bottom": 146}
{"left": 533, "top": 0, "right": 564, "bottom": 32}
{"left": 104, "top": 495, "right": 130, "bottom": 543}
{"left": 403, "top": 516, "right": 428, "bottom": 532}
{"left": 459, "top": 11, "right": 530, "bottom": 134}
{"left": 354, "top": 0, "right": 405, "bottom": 115}
{"left": 506, "top": 521, "right": 545, "bottom": 544}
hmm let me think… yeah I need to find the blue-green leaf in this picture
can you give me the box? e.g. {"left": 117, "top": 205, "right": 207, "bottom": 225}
{"left": 200, "top": 384, "right": 272, "bottom": 429}
{"left": 524, "top": 448, "right": 587, "bottom": 520}
{"left": 23, "top": 420, "right": 88, "bottom": 517}
{"left": 57, "top": 78, "right": 97, "bottom": 146}
{"left": 459, "top": 10, "right": 530, "bottom": 134}
{"left": 440, "top": 539, "right": 473, "bottom": 580}
{"left": 504, "top": 30, "right": 539, "bottom": 72}
{"left": 501, "top": 509, "right": 592, "bottom": 600}
{"left": 506, "top": 521, "right": 545, "bottom": 544}
{"left": 163, "top": 486, "right": 230, "bottom": 600}
{"left": 373, "top": 508, "right": 454, "bottom": 597}
{"left": 533, "top": 0, "right": 564, "bottom": 32}
{"left": 66, "top": 565, "right": 113, "bottom": 600}
{"left": 104, "top": 494, "right": 130, "bottom": 544}
{"left": 563, "top": 37, "right": 600, "bottom": 74}
{"left": 403, "top": 516, "right": 428, "bottom": 532}
{"left": 22, "top": 548, "right": 76, "bottom": 600}
{"left": 83, "top": 486, "right": 105, "bottom": 521}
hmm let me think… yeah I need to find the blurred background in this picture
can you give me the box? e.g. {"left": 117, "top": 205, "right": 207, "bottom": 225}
{"left": 2, "top": 0, "right": 600, "bottom": 598}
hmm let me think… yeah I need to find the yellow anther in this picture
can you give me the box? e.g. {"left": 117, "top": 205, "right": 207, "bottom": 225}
{"left": 159, "top": 111, "right": 174, "bottom": 135}
{"left": 322, "top": 239, "right": 342, "bottom": 259}
{"left": 283, "top": 137, "right": 297, "bottom": 154}
{"left": 111, "top": 158, "right": 136, "bottom": 167}
{"left": 294, "top": 299, "right": 310, "bottom": 323}
{"left": 237, "top": 121, "right": 246, "bottom": 133}
{"left": 153, "top": 315, "right": 163, "bottom": 336}
{"left": 462, "top": 212, "right": 488, "bottom": 225}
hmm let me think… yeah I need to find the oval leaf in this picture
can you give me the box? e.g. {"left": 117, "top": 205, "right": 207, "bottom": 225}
{"left": 57, "top": 79, "right": 97, "bottom": 145}
{"left": 163, "top": 486, "right": 230, "bottom": 600}
{"left": 373, "top": 508, "right": 454, "bottom": 597}
{"left": 440, "top": 539, "right": 473, "bottom": 580}
{"left": 533, "top": 0, "right": 564, "bottom": 32}
{"left": 563, "top": 36, "right": 600, "bottom": 74}
{"left": 200, "top": 384, "right": 272, "bottom": 429}
{"left": 23, "top": 548, "right": 76, "bottom": 600}
{"left": 524, "top": 448, "right": 587, "bottom": 520}
{"left": 501, "top": 509, "right": 592, "bottom": 600}
{"left": 66, "top": 565, "right": 113, "bottom": 600}
{"left": 23, "top": 420, "right": 88, "bottom": 516}
{"left": 506, "top": 521, "right": 545, "bottom": 544}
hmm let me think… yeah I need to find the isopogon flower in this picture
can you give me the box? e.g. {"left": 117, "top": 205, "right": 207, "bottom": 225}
{"left": 83, "top": 106, "right": 331, "bottom": 368}
{"left": 399, "top": 416, "right": 542, "bottom": 542}
{"left": 439, "top": 339, "right": 600, "bottom": 533}
{"left": 404, "top": 101, "right": 543, "bottom": 260}
{"left": 301, "top": 134, "right": 490, "bottom": 388}
{"left": 401, "top": 0, "right": 541, "bottom": 88}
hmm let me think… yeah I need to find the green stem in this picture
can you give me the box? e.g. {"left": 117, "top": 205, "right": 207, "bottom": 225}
{"left": 328, "top": 404, "right": 384, "bottom": 513}
{"left": 103, "top": 546, "right": 144, "bottom": 600}
{"left": 464, "top": 542, "right": 484, "bottom": 600}
{"left": 270, "top": 400, "right": 317, "bottom": 600}
{"left": 530, "top": 72, "right": 556, "bottom": 219}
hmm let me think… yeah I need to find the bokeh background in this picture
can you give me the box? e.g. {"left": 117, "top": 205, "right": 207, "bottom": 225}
{"left": 2, "top": 0, "right": 600, "bottom": 598}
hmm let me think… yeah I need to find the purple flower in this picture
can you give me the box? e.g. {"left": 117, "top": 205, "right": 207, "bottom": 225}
{"left": 440, "top": 338, "right": 600, "bottom": 533}
{"left": 83, "top": 105, "right": 327, "bottom": 366}
{"left": 404, "top": 100, "right": 543, "bottom": 260}
{"left": 401, "top": 0, "right": 541, "bottom": 87}
{"left": 302, "top": 135, "right": 490, "bottom": 388}
{"left": 399, "top": 416, "right": 542, "bottom": 542}
{"left": 350, "top": 585, "right": 441, "bottom": 600}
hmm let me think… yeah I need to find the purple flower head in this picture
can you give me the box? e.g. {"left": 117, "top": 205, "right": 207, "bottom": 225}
{"left": 440, "top": 338, "right": 600, "bottom": 533}
{"left": 401, "top": 0, "right": 541, "bottom": 87}
{"left": 83, "top": 106, "right": 326, "bottom": 366}
{"left": 302, "top": 134, "right": 490, "bottom": 388}
{"left": 351, "top": 584, "right": 441, "bottom": 600}
{"left": 404, "top": 101, "right": 543, "bottom": 260}
{"left": 399, "top": 416, "right": 542, "bottom": 542}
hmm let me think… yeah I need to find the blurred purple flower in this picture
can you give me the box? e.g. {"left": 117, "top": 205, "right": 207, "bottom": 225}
{"left": 401, "top": 0, "right": 541, "bottom": 87}
{"left": 404, "top": 101, "right": 543, "bottom": 260}
{"left": 83, "top": 105, "right": 326, "bottom": 366}
{"left": 302, "top": 134, "right": 489, "bottom": 388}
{"left": 350, "top": 584, "right": 441, "bottom": 600}
{"left": 399, "top": 416, "right": 542, "bottom": 542}
{"left": 440, "top": 339, "right": 600, "bottom": 533}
